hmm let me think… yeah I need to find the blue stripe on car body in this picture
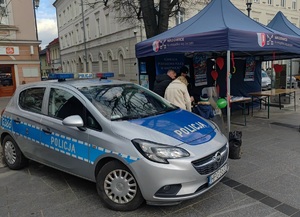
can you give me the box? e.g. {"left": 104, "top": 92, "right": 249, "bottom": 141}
{"left": 1, "top": 115, "right": 139, "bottom": 164}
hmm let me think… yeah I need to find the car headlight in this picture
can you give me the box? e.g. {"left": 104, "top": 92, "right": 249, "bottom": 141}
{"left": 132, "top": 139, "right": 190, "bottom": 164}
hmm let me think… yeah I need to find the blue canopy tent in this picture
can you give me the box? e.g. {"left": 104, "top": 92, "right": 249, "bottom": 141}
{"left": 267, "top": 11, "right": 300, "bottom": 88}
{"left": 267, "top": 11, "right": 300, "bottom": 37}
{"left": 135, "top": 0, "right": 300, "bottom": 131}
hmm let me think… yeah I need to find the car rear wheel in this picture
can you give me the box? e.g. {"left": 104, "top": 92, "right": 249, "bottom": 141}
{"left": 2, "top": 135, "right": 28, "bottom": 169}
{"left": 96, "top": 160, "right": 144, "bottom": 211}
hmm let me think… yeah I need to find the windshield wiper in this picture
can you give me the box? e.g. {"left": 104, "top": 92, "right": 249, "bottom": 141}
{"left": 111, "top": 114, "right": 148, "bottom": 121}
{"left": 152, "top": 107, "right": 178, "bottom": 116}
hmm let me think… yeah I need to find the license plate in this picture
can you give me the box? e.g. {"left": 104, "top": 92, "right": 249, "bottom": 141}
{"left": 208, "top": 164, "right": 228, "bottom": 186}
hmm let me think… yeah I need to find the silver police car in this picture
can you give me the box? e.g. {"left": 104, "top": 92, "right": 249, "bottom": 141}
{"left": 0, "top": 73, "right": 229, "bottom": 211}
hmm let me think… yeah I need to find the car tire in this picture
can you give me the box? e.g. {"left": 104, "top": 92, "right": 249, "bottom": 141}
{"left": 96, "top": 160, "right": 144, "bottom": 211}
{"left": 2, "top": 135, "right": 28, "bottom": 170}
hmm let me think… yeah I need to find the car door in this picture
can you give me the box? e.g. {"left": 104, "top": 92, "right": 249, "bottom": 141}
{"left": 11, "top": 87, "right": 46, "bottom": 158}
{"left": 40, "top": 87, "right": 90, "bottom": 178}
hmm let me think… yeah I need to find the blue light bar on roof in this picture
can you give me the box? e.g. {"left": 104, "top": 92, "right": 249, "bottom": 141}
{"left": 48, "top": 73, "right": 74, "bottom": 80}
{"left": 78, "top": 73, "right": 93, "bottom": 79}
{"left": 96, "top": 72, "right": 114, "bottom": 78}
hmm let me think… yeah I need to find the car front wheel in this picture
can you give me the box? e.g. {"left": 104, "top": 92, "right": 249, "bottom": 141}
{"left": 2, "top": 135, "right": 28, "bottom": 169}
{"left": 96, "top": 160, "right": 144, "bottom": 211}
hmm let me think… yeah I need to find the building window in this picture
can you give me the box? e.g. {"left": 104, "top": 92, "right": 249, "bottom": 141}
{"left": 71, "top": 31, "right": 74, "bottom": 45}
{"left": 99, "top": 55, "right": 103, "bottom": 72}
{"left": 292, "top": 0, "right": 296, "bottom": 10}
{"left": 105, "top": 14, "right": 110, "bottom": 34}
{"left": 60, "top": 36, "right": 64, "bottom": 49}
{"left": 108, "top": 54, "right": 112, "bottom": 72}
{"left": 80, "top": 21, "right": 83, "bottom": 42}
{"left": 118, "top": 53, "right": 125, "bottom": 75}
{"left": 176, "top": 8, "right": 185, "bottom": 25}
{"left": 267, "top": 0, "right": 273, "bottom": 5}
{"left": 88, "top": 56, "right": 92, "bottom": 73}
{"left": 280, "top": 0, "right": 285, "bottom": 7}
{"left": 69, "top": 33, "right": 72, "bottom": 46}
{"left": 75, "top": 24, "right": 79, "bottom": 44}
{"left": 70, "top": 4, "right": 73, "bottom": 18}
{"left": 67, "top": 7, "right": 69, "bottom": 22}
{"left": 62, "top": 10, "right": 65, "bottom": 25}
{"left": 85, "top": 18, "right": 90, "bottom": 39}
{"left": 58, "top": 14, "right": 62, "bottom": 27}
{"left": 65, "top": 35, "right": 68, "bottom": 47}
{"left": 94, "top": 12, "right": 101, "bottom": 37}
{"left": 96, "top": 18, "right": 100, "bottom": 36}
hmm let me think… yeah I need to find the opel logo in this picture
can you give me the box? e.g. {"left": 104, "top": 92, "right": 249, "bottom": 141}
{"left": 213, "top": 152, "right": 222, "bottom": 162}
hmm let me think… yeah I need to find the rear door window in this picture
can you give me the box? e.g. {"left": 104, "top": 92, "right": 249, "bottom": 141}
{"left": 19, "top": 88, "right": 46, "bottom": 113}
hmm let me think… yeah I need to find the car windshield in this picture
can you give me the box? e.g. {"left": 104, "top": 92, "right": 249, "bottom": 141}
{"left": 262, "top": 71, "right": 268, "bottom": 78}
{"left": 78, "top": 83, "right": 178, "bottom": 121}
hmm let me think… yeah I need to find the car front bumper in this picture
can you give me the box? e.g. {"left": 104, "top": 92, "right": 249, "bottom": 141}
{"left": 131, "top": 143, "right": 229, "bottom": 205}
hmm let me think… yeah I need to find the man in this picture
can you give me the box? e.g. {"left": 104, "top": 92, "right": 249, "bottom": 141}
{"left": 153, "top": 69, "right": 176, "bottom": 97}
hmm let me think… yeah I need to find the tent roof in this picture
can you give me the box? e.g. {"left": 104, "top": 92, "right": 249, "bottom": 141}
{"left": 267, "top": 11, "right": 300, "bottom": 36}
{"left": 136, "top": 0, "right": 300, "bottom": 59}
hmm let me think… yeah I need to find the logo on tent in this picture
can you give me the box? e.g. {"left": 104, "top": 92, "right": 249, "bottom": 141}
{"left": 257, "top": 33, "right": 266, "bottom": 47}
{"left": 152, "top": 40, "right": 160, "bottom": 52}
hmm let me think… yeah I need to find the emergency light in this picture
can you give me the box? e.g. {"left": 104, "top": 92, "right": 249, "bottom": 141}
{"left": 96, "top": 72, "right": 114, "bottom": 79}
{"left": 48, "top": 73, "right": 74, "bottom": 81}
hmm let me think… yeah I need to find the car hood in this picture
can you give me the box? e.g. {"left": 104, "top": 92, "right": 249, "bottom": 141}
{"left": 262, "top": 77, "right": 271, "bottom": 82}
{"left": 111, "top": 109, "right": 216, "bottom": 146}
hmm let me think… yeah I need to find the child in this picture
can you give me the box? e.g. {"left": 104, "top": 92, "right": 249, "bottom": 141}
{"left": 194, "top": 94, "right": 215, "bottom": 119}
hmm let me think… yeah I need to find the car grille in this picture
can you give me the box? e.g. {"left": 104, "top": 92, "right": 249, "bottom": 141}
{"left": 192, "top": 144, "right": 228, "bottom": 175}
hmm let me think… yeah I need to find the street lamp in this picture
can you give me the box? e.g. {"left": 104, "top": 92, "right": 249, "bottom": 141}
{"left": 246, "top": 0, "right": 252, "bottom": 17}
{"left": 80, "top": 0, "right": 88, "bottom": 73}
{"left": 33, "top": 0, "right": 39, "bottom": 40}
{"left": 34, "top": 0, "right": 40, "bottom": 8}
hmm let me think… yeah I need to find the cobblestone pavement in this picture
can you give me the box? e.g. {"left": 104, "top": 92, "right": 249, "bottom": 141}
{"left": 1, "top": 93, "right": 300, "bottom": 217}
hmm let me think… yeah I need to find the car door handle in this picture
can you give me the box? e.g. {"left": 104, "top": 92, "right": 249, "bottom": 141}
{"left": 42, "top": 127, "right": 52, "bottom": 134}
{"left": 13, "top": 118, "right": 21, "bottom": 124}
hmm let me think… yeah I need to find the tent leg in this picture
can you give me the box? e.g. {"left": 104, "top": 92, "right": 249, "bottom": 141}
{"left": 227, "top": 50, "right": 231, "bottom": 133}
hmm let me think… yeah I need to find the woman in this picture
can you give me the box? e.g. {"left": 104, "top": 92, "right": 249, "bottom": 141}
{"left": 164, "top": 75, "right": 192, "bottom": 111}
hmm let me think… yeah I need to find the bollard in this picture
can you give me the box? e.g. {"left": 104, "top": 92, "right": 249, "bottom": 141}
{"left": 229, "top": 131, "right": 242, "bottom": 159}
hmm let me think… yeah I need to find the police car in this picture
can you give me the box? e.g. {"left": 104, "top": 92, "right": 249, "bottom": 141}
{"left": 0, "top": 73, "right": 229, "bottom": 211}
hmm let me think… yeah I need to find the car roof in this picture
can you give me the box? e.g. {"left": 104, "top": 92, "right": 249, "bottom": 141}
{"left": 21, "top": 78, "right": 132, "bottom": 89}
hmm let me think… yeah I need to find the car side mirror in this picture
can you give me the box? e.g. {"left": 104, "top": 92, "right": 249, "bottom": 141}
{"left": 62, "top": 115, "right": 86, "bottom": 131}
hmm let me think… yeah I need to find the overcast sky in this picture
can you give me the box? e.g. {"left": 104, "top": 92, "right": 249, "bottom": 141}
{"left": 36, "top": 0, "right": 58, "bottom": 49}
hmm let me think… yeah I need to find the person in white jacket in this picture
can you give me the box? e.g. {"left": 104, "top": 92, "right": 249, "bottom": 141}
{"left": 164, "top": 76, "right": 192, "bottom": 112}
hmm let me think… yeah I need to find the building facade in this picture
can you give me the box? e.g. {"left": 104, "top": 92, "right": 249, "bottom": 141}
{"left": 39, "top": 48, "right": 49, "bottom": 78}
{"left": 39, "top": 38, "right": 62, "bottom": 79}
{"left": 53, "top": 0, "right": 139, "bottom": 82}
{"left": 54, "top": 0, "right": 300, "bottom": 84}
{"left": 0, "top": 0, "right": 41, "bottom": 97}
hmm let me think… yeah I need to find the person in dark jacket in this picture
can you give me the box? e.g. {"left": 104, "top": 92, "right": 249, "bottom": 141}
{"left": 153, "top": 69, "right": 176, "bottom": 97}
{"left": 194, "top": 94, "right": 215, "bottom": 119}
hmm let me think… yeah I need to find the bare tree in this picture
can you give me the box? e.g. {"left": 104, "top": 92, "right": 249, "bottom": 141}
{"left": 86, "top": 0, "right": 210, "bottom": 38}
